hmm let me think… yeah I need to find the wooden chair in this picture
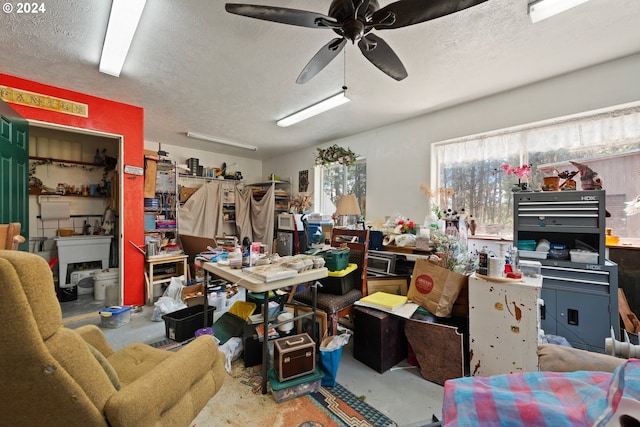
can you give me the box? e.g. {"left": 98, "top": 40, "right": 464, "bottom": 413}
{"left": 0, "top": 223, "right": 25, "bottom": 250}
{"left": 293, "top": 228, "right": 370, "bottom": 335}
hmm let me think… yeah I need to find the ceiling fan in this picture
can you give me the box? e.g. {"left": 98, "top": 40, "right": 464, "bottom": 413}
{"left": 225, "top": 0, "right": 488, "bottom": 83}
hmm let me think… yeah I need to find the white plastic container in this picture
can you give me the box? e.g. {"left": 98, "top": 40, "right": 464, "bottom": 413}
{"left": 94, "top": 268, "right": 119, "bottom": 301}
{"left": 570, "top": 250, "right": 599, "bottom": 264}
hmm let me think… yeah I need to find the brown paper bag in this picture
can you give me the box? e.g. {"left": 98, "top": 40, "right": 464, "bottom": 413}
{"left": 408, "top": 259, "right": 469, "bottom": 317}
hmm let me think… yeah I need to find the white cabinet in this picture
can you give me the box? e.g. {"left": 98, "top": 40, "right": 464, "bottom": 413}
{"left": 468, "top": 273, "right": 542, "bottom": 376}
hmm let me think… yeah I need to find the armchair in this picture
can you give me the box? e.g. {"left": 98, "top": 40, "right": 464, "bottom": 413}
{"left": 293, "top": 228, "right": 369, "bottom": 335}
{"left": 0, "top": 250, "right": 225, "bottom": 427}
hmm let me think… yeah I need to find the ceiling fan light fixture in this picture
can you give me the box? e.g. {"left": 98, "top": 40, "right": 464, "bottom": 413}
{"left": 528, "top": 0, "right": 591, "bottom": 23}
{"left": 99, "top": 0, "right": 147, "bottom": 77}
{"left": 277, "top": 91, "right": 350, "bottom": 127}
{"left": 186, "top": 132, "right": 258, "bottom": 151}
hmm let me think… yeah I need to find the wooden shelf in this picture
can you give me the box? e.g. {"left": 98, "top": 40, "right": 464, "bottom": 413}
{"left": 29, "top": 156, "right": 104, "bottom": 167}
{"left": 29, "top": 188, "right": 107, "bottom": 197}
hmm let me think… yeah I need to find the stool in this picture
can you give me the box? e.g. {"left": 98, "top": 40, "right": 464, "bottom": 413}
{"left": 145, "top": 254, "right": 188, "bottom": 306}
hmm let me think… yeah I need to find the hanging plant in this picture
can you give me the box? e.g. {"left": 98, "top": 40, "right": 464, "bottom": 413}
{"left": 315, "top": 144, "right": 358, "bottom": 167}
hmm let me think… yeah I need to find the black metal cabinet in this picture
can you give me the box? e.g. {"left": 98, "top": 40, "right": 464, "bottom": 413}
{"left": 514, "top": 190, "right": 618, "bottom": 353}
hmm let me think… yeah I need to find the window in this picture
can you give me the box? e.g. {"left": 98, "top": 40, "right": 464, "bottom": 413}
{"left": 314, "top": 159, "right": 366, "bottom": 218}
{"left": 431, "top": 103, "right": 640, "bottom": 239}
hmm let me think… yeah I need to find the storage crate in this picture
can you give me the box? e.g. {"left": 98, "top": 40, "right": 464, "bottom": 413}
{"left": 318, "top": 263, "right": 357, "bottom": 295}
{"left": 321, "top": 248, "right": 350, "bottom": 271}
{"left": 99, "top": 305, "right": 132, "bottom": 328}
{"left": 268, "top": 367, "right": 324, "bottom": 403}
{"left": 162, "top": 305, "right": 215, "bottom": 342}
{"left": 570, "top": 250, "right": 599, "bottom": 264}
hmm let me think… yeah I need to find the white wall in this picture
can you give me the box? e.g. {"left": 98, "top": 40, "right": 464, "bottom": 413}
{"left": 262, "top": 53, "right": 640, "bottom": 227}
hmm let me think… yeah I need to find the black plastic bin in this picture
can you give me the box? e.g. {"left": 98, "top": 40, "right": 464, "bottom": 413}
{"left": 162, "top": 305, "right": 215, "bottom": 342}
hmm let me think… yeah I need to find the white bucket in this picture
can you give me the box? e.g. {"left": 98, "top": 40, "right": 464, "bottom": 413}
{"left": 94, "top": 268, "right": 119, "bottom": 301}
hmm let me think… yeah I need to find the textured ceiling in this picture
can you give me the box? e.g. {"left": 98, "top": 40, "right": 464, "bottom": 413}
{"left": 1, "top": 0, "right": 639, "bottom": 160}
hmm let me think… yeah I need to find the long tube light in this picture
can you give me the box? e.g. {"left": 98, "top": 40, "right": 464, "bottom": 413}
{"left": 186, "top": 132, "right": 258, "bottom": 151}
{"left": 99, "top": 0, "right": 147, "bottom": 77}
{"left": 528, "top": 0, "right": 591, "bottom": 23}
{"left": 276, "top": 91, "right": 351, "bottom": 127}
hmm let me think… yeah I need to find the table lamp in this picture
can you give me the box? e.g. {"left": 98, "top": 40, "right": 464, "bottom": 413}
{"left": 335, "top": 194, "right": 361, "bottom": 227}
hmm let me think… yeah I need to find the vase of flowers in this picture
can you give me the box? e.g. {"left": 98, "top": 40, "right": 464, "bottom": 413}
{"left": 394, "top": 219, "right": 416, "bottom": 235}
{"left": 501, "top": 163, "right": 532, "bottom": 191}
{"left": 315, "top": 144, "right": 358, "bottom": 167}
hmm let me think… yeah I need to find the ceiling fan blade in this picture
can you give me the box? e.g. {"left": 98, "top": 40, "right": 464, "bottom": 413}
{"left": 357, "top": 34, "right": 407, "bottom": 81}
{"left": 296, "top": 38, "right": 347, "bottom": 84}
{"left": 343, "top": 0, "right": 356, "bottom": 18}
{"left": 371, "top": 0, "right": 488, "bottom": 30}
{"left": 225, "top": 3, "right": 337, "bottom": 28}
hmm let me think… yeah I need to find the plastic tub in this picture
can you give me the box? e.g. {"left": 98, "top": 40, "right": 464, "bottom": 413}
{"left": 268, "top": 367, "right": 324, "bottom": 403}
{"left": 99, "top": 305, "right": 132, "bottom": 328}
{"left": 570, "top": 250, "right": 599, "bottom": 264}
{"left": 519, "top": 250, "right": 548, "bottom": 260}
{"left": 322, "top": 248, "right": 350, "bottom": 271}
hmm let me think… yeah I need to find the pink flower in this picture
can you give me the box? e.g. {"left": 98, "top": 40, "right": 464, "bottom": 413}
{"left": 501, "top": 164, "right": 531, "bottom": 179}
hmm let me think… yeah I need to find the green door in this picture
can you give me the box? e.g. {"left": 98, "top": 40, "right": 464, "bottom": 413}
{"left": 0, "top": 100, "right": 29, "bottom": 250}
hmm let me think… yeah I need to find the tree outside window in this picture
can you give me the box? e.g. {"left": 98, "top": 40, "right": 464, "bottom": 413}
{"left": 433, "top": 103, "right": 640, "bottom": 239}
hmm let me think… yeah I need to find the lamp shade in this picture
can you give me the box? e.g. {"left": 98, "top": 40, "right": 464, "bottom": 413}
{"left": 335, "top": 194, "right": 361, "bottom": 216}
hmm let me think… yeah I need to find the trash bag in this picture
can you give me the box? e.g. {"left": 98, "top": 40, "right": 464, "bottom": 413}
{"left": 219, "top": 337, "right": 243, "bottom": 373}
{"left": 319, "top": 333, "right": 351, "bottom": 387}
{"left": 150, "top": 276, "right": 188, "bottom": 321}
{"left": 151, "top": 296, "right": 187, "bottom": 321}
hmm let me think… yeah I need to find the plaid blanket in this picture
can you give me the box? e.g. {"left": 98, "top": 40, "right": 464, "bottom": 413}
{"left": 442, "top": 359, "right": 640, "bottom": 426}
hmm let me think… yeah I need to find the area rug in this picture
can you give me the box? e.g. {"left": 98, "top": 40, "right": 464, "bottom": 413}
{"left": 150, "top": 339, "right": 397, "bottom": 427}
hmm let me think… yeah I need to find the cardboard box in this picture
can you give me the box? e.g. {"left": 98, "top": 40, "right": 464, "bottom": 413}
{"left": 181, "top": 283, "right": 204, "bottom": 307}
{"left": 274, "top": 333, "right": 316, "bottom": 382}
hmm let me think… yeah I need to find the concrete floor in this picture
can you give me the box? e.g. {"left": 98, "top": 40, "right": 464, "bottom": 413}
{"left": 62, "top": 295, "right": 445, "bottom": 427}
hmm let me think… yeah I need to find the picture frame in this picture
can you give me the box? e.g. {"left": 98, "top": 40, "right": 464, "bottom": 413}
{"left": 287, "top": 303, "right": 328, "bottom": 343}
{"left": 366, "top": 275, "right": 411, "bottom": 296}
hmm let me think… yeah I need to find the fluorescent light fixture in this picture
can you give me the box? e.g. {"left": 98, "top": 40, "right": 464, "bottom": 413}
{"left": 277, "top": 91, "right": 351, "bottom": 127}
{"left": 528, "top": 0, "right": 591, "bottom": 23}
{"left": 186, "top": 132, "right": 258, "bottom": 151}
{"left": 99, "top": 0, "right": 147, "bottom": 77}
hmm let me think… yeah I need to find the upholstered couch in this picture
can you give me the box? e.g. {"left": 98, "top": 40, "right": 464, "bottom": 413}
{"left": 0, "top": 250, "right": 226, "bottom": 427}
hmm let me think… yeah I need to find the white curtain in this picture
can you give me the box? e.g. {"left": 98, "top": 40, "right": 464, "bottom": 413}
{"left": 234, "top": 186, "right": 252, "bottom": 243}
{"left": 433, "top": 104, "right": 640, "bottom": 168}
{"left": 178, "top": 181, "right": 224, "bottom": 238}
{"left": 250, "top": 185, "right": 275, "bottom": 251}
